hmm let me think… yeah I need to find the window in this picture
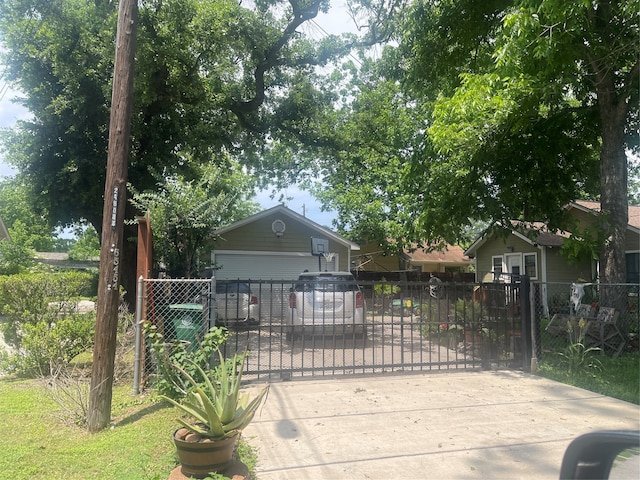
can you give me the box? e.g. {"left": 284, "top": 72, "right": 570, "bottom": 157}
{"left": 492, "top": 256, "right": 503, "bottom": 281}
{"left": 524, "top": 253, "right": 537, "bottom": 279}
{"left": 626, "top": 252, "right": 639, "bottom": 284}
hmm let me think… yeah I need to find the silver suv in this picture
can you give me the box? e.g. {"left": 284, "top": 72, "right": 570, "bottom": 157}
{"left": 287, "top": 271, "right": 365, "bottom": 340}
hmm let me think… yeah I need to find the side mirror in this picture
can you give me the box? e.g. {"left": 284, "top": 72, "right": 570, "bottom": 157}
{"left": 559, "top": 430, "right": 639, "bottom": 479}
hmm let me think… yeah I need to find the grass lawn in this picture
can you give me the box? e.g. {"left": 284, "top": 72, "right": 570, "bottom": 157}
{"left": 0, "top": 378, "right": 256, "bottom": 480}
{"left": 537, "top": 352, "right": 640, "bottom": 405}
{"left": 1, "top": 352, "right": 637, "bottom": 479}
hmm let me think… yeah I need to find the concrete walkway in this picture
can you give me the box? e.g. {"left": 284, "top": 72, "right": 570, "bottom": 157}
{"left": 243, "top": 371, "right": 639, "bottom": 479}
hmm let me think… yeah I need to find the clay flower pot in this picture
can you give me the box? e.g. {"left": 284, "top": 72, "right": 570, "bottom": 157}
{"left": 173, "top": 427, "right": 238, "bottom": 479}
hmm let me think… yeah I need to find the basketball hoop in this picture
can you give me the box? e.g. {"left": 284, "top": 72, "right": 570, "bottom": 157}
{"left": 322, "top": 252, "right": 335, "bottom": 263}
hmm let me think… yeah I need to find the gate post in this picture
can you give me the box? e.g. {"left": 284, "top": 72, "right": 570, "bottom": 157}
{"left": 519, "top": 275, "right": 532, "bottom": 372}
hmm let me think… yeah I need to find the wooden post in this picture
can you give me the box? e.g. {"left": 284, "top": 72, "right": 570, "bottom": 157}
{"left": 87, "top": 0, "right": 138, "bottom": 433}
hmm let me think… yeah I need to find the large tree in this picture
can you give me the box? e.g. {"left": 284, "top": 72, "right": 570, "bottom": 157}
{"left": 0, "top": 0, "right": 355, "bottom": 302}
{"left": 304, "top": 0, "right": 636, "bottom": 286}
{"left": 415, "top": 0, "right": 638, "bottom": 286}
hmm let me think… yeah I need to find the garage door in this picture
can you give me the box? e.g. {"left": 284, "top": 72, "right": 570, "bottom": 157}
{"left": 213, "top": 252, "right": 337, "bottom": 281}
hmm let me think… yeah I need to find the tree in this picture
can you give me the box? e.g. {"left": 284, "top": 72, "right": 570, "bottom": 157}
{"left": 417, "top": 0, "right": 638, "bottom": 286}
{"left": 312, "top": 0, "right": 636, "bottom": 285}
{"left": 0, "top": 0, "right": 356, "bottom": 305}
{"left": 0, "top": 178, "right": 55, "bottom": 251}
{"left": 129, "top": 160, "right": 259, "bottom": 278}
{"left": 0, "top": 221, "right": 36, "bottom": 274}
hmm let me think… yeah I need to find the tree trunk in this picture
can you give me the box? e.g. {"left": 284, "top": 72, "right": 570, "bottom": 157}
{"left": 595, "top": 75, "right": 628, "bottom": 287}
{"left": 87, "top": 0, "right": 137, "bottom": 433}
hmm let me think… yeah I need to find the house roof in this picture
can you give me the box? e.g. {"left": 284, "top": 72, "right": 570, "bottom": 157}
{"left": 405, "top": 243, "right": 472, "bottom": 265}
{"left": 214, "top": 205, "right": 360, "bottom": 251}
{"left": 464, "top": 201, "right": 639, "bottom": 256}
{"left": 571, "top": 200, "right": 640, "bottom": 232}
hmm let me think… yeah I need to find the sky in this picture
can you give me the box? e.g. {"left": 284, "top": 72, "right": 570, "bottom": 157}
{"left": 0, "top": 1, "right": 359, "bottom": 228}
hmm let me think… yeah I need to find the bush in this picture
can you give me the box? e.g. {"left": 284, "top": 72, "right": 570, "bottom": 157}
{"left": 3, "top": 313, "right": 95, "bottom": 377}
{"left": 0, "top": 271, "right": 98, "bottom": 377}
{"left": 0, "top": 271, "right": 97, "bottom": 347}
{"left": 146, "top": 323, "right": 229, "bottom": 400}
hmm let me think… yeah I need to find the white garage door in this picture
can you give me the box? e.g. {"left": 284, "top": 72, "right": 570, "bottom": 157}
{"left": 213, "top": 252, "right": 337, "bottom": 281}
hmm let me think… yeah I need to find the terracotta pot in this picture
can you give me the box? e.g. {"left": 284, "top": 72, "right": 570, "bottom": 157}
{"left": 173, "top": 428, "right": 238, "bottom": 479}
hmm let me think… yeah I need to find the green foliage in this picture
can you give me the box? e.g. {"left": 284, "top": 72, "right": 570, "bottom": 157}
{"left": 129, "top": 161, "right": 258, "bottom": 278}
{"left": 538, "top": 353, "right": 639, "bottom": 405}
{"left": 161, "top": 350, "right": 269, "bottom": 440}
{"left": 0, "top": 178, "right": 55, "bottom": 252}
{"left": 554, "top": 318, "right": 603, "bottom": 377}
{"left": 146, "top": 323, "right": 229, "bottom": 400}
{"left": 451, "top": 298, "right": 483, "bottom": 328}
{"left": 0, "top": 271, "right": 97, "bottom": 348}
{"left": 3, "top": 313, "right": 95, "bottom": 377}
{"left": 67, "top": 224, "right": 100, "bottom": 261}
{"left": 0, "top": 221, "right": 36, "bottom": 274}
{"left": 373, "top": 278, "right": 400, "bottom": 298}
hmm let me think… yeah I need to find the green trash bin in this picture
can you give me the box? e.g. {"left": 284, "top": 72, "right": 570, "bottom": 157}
{"left": 168, "top": 303, "right": 204, "bottom": 352}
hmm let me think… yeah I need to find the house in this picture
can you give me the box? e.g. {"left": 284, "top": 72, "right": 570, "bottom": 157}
{"left": 354, "top": 241, "right": 473, "bottom": 275}
{"left": 210, "top": 205, "right": 360, "bottom": 280}
{"left": 464, "top": 201, "right": 640, "bottom": 314}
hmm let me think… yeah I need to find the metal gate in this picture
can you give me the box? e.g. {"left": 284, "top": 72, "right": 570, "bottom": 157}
{"left": 134, "top": 276, "right": 530, "bottom": 389}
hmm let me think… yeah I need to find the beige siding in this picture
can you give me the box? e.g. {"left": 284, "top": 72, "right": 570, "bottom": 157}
{"left": 624, "top": 230, "right": 640, "bottom": 252}
{"left": 215, "top": 212, "right": 351, "bottom": 271}
{"left": 544, "top": 249, "right": 594, "bottom": 283}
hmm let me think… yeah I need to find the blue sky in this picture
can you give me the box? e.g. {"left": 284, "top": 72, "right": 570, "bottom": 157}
{"left": 0, "top": 2, "right": 359, "bottom": 228}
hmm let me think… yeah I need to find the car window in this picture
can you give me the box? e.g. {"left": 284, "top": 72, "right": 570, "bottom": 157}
{"left": 216, "top": 282, "right": 250, "bottom": 294}
{"left": 295, "top": 275, "right": 358, "bottom": 292}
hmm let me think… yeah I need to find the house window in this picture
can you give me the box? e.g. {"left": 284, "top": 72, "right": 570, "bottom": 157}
{"left": 492, "top": 256, "right": 503, "bottom": 281}
{"left": 524, "top": 253, "right": 537, "bottom": 279}
{"left": 627, "top": 252, "right": 639, "bottom": 284}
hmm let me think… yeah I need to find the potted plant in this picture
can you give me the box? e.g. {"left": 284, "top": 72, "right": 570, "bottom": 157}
{"left": 162, "top": 349, "right": 269, "bottom": 479}
{"left": 451, "top": 299, "right": 484, "bottom": 343}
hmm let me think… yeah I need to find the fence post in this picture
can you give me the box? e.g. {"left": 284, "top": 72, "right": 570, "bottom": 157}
{"left": 133, "top": 275, "right": 144, "bottom": 395}
{"left": 208, "top": 271, "right": 217, "bottom": 329}
{"left": 519, "top": 275, "right": 532, "bottom": 372}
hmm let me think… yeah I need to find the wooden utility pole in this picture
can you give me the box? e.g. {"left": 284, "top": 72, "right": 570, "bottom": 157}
{"left": 87, "top": 0, "right": 138, "bottom": 433}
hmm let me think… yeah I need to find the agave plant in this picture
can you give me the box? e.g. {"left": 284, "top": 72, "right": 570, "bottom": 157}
{"left": 162, "top": 349, "right": 268, "bottom": 440}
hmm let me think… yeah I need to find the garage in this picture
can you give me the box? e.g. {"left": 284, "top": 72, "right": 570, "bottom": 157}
{"left": 213, "top": 251, "right": 335, "bottom": 281}
{"left": 211, "top": 205, "right": 359, "bottom": 279}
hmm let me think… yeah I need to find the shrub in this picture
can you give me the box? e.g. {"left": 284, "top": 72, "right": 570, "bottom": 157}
{"left": 1, "top": 312, "right": 95, "bottom": 377}
{"left": 0, "top": 271, "right": 97, "bottom": 347}
{"left": 146, "top": 323, "right": 229, "bottom": 400}
{"left": 0, "top": 271, "right": 98, "bottom": 377}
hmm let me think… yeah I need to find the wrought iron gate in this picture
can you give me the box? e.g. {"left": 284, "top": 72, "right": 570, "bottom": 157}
{"left": 134, "top": 276, "right": 530, "bottom": 390}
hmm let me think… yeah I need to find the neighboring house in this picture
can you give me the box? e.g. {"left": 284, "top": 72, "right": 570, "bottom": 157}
{"left": 0, "top": 214, "right": 9, "bottom": 242}
{"left": 211, "top": 205, "right": 360, "bottom": 280}
{"left": 464, "top": 201, "right": 640, "bottom": 313}
{"left": 354, "top": 241, "right": 473, "bottom": 274}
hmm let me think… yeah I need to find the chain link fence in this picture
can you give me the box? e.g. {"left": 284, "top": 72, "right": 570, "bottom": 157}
{"left": 533, "top": 282, "right": 639, "bottom": 360}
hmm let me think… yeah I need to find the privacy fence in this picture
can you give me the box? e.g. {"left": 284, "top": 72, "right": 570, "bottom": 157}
{"left": 133, "top": 276, "right": 639, "bottom": 392}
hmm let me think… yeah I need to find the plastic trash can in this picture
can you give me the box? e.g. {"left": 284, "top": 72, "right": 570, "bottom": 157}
{"left": 168, "top": 303, "right": 203, "bottom": 352}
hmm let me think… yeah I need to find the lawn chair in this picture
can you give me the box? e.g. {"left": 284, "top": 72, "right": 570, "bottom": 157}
{"left": 584, "top": 307, "right": 626, "bottom": 357}
{"left": 546, "top": 303, "right": 596, "bottom": 337}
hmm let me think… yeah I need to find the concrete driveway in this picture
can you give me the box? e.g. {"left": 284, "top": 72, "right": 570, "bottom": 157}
{"left": 243, "top": 371, "right": 639, "bottom": 479}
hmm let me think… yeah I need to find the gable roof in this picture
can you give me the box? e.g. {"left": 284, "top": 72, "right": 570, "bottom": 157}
{"left": 214, "top": 205, "right": 360, "bottom": 250}
{"left": 571, "top": 200, "right": 640, "bottom": 232}
{"left": 405, "top": 243, "right": 472, "bottom": 265}
{"left": 465, "top": 201, "right": 638, "bottom": 256}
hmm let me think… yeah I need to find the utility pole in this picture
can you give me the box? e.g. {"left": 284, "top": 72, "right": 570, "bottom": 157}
{"left": 87, "top": 0, "right": 138, "bottom": 433}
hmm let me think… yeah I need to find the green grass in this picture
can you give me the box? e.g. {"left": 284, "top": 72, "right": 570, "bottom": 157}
{"left": 0, "top": 378, "right": 256, "bottom": 480}
{"left": 537, "top": 352, "right": 640, "bottom": 405}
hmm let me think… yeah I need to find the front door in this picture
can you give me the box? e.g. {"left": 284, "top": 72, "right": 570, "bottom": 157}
{"left": 505, "top": 253, "right": 522, "bottom": 281}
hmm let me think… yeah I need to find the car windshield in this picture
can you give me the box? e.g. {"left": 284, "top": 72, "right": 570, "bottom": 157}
{"left": 295, "top": 275, "right": 358, "bottom": 292}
